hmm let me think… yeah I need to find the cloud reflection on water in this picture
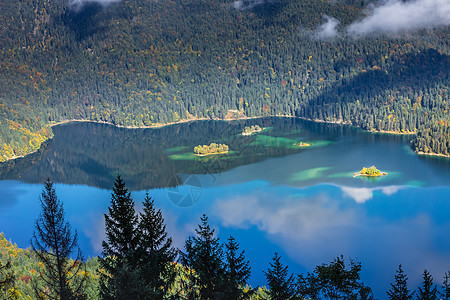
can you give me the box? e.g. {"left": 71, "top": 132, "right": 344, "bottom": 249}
{"left": 211, "top": 185, "right": 450, "bottom": 295}
{"left": 341, "top": 185, "right": 404, "bottom": 203}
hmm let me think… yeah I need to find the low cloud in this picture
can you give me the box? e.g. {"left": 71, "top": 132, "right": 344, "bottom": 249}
{"left": 314, "top": 16, "right": 340, "bottom": 40}
{"left": 346, "top": 0, "right": 450, "bottom": 36}
{"left": 232, "top": 0, "right": 270, "bottom": 11}
{"left": 69, "top": 0, "right": 120, "bottom": 11}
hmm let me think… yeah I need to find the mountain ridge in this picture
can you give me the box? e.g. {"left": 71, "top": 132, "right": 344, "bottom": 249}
{"left": 0, "top": 0, "right": 448, "bottom": 161}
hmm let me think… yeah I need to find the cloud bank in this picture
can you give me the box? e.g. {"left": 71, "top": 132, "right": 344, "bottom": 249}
{"left": 346, "top": 0, "right": 450, "bottom": 36}
{"left": 314, "top": 16, "right": 340, "bottom": 39}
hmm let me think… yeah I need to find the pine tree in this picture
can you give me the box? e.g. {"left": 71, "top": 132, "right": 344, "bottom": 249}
{"left": 137, "top": 193, "right": 177, "bottom": 299}
{"left": 181, "top": 214, "right": 224, "bottom": 299}
{"left": 223, "top": 235, "right": 252, "bottom": 299}
{"left": 31, "top": 179, "right": 86, "bottom": 300}
{"left": 99, "top": 175, "right": 141, "bottom": 300}
{"left": 442, "top": 272, "right": 450, "bottom": 300}
{"left": 264, "top": 252, "right": 296, "bottom": 300}
{"left": 387, "top": 264, "right": 414, "bottom": 300}
{"left": 417, "top": 269, "right": 437, "bottom": 300}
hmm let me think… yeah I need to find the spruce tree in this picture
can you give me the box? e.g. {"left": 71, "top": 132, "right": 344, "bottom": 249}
{"left": 417, "top": 269, "right": 437, "bottom": 300}
{"left": 137, "top": 193, "right": 177, "bottom": 299}
{"left": 99, "top": 175, "right": 141, "bottom": 300}
{"left": 223, "top": 235, "right": 252, "bottom": 299}
{"left": 31, "top": 179, "right": 85, "bottom": 300}
{"left": 442, "top": 272, "right": 450, "bottom": 300}
{"left": 387, "top": 264, "right": 414, "bottom": 300}
{"left": 181, "top": 214, "right": 224, "bottom": 299}
{"left": 264, "top": 252, "right": 296, "bottom": 300}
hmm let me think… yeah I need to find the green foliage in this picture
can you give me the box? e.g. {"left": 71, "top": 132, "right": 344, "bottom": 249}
{"left": 243, "top": 125, "right": 263, "bottom": 135}
{"left": 297, "top": 255, "right": 373, "bottom": 300}
{"left": 100, "top": 175, "right": 181, "bottom": 299}
{"left": 0, "top": 0, "right": 449, "bottom": 160}
{"left": 264, "top": 252, "right": 296, "bottom": 300}
{"left": 100, "top": 175, "right": 141, "bottom": 299}
{"left": 223, "top": 236, "right": 252, "bottom": 299}
{"left": 137, "top": 193, "right": 177, "bottom": 299}
{"left": 181, "top": 214, "right": 225, "bottom": 299}
{"left": 31, "top": 179, "right": 86, "bottom": 300}
{"left": 194, "top": 143, "right": 229, "bottom": 156}
{"left": 387, "top": 264, "right": 415, "bottom": 300}
{"left": 417, "top": 269, "right": 437, "bottom": 300}
{"left": 0, "top": 260, "right": 16, "bottom": 299}
{"left": 442, "top": 272, "right": 450, "bottom": 300}
{"left": 358, "top": 166, "right": 384, "bottom": 176}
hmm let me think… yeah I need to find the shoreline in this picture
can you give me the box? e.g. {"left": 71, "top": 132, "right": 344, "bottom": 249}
{"left": 194, "top": 151, "right": 229, "bottom": 157}
{"left": 416, "top": 151, "right": 450, "bottom": 159}
{"left": 1, "top": 114, "right": 444, "bottom": 163}
{"left": 353, "top": 172, "right": 388, "bottom": 178}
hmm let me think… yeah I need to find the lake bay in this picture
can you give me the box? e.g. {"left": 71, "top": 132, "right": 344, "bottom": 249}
{"left": 1, "top": 117, "right": 450, "bottom": 298}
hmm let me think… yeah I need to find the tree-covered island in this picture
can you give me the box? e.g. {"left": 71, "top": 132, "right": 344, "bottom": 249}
{"left": 194, "top": 143, "right": 229, "bottom": 156}
{"left": 293, "top": 142, "right": 311, "bottom": 147}
{"left": 354, "top": 166, "right": 388, "bottom": 177}
{"left": 242, "top": 125, "right": 264, "bottom": 136}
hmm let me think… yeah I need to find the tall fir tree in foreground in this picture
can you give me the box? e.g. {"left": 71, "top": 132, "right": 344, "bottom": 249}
{"left": 417, "top": 269, "right": 437, "bottom": 300}
{"left": 99, "top": 175, "right": 141, "bottom": 299}
{"left": 137, "top": 193, "right": 177, "bottom": 299}
{"left": 182, "top": 214, "right": 225, "bottom": 299}
{"left": 31, "top": 179, "right": 86, "bottom": 300}
{"left": 223, "top": 235, "right": 252, "bottom": 299}
{"left": 264, "top": 252, "right": 296, "bottom": 300}
{"left": 387, "top": 264, "right": 414, "bottom": 300}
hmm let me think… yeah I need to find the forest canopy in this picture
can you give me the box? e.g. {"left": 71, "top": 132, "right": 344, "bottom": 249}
{"left": 0, "top": 0, "right": 448, "bottom": 161}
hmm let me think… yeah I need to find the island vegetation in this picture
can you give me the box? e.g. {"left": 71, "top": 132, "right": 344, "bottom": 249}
{"left": 242, "top": 125, "right": 264, "bottom": 136}
{"left": 354, "top": 166, "right": 387, "bottom": 177}
{"left": 194, "top": 143, "right": 229, "bottom": 156}
{"left": 293, "top": 141, "right": 311, "bottom": 147}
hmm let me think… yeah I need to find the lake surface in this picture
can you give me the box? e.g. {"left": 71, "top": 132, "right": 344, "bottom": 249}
{"left": 1, "top": 117, "right": 450, "bottom": 298}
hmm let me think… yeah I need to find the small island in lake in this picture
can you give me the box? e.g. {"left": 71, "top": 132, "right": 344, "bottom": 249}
{"left": 354, "top": 166, "right": 387, "bottom": 177}
{"left": 242, "top": 125, "right": 264, "bottom": 136}
{"left": 293, "top": 141, "right": 311, "bottom": 147}
{"left": 194, "top": 143, "right": 229, "bottom": 156}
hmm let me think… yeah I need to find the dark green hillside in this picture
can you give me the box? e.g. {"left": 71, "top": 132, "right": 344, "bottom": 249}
{"left": 0, "top": 0, "right": 448, "bottom": 161}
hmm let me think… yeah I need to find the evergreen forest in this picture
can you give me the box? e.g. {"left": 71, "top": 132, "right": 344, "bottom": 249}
{"left": 0, "top": 0, "right": 449, "bottom": 161}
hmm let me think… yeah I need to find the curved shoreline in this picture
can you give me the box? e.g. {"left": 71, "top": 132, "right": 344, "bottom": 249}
{"left": 2, "top": 114, "right": 441, "bottom": 163}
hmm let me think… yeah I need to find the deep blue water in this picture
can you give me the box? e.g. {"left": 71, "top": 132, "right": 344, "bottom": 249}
{"left": 1, "top": 118, "right": 450, "bottom": 298}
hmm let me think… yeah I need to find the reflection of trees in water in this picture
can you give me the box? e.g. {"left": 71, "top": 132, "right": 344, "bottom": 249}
{"left": 0, "top": 117, "right": 409, "bottom": 190}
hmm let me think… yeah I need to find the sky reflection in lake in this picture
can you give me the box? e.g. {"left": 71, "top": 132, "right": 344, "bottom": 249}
{"left": 2, "top": 178, "right": 449, "bottom": 298}
{"left": 1, "top": 118, "right": 450, "bottom": 298}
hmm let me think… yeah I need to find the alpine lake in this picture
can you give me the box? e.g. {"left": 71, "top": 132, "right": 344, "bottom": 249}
{"left": 1, "top": 117, "right": 450, "bottom": 298}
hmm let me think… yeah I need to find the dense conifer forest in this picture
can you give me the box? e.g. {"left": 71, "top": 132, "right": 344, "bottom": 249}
{"left": 0, "top": 0, "right": 449, "bottom": 161}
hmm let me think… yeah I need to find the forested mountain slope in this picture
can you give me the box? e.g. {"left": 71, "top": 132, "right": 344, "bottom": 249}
{"left": 0, "top": 0, "right": 448, "bottom": 161}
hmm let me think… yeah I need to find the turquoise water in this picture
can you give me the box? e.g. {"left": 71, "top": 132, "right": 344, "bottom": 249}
{"left": 1, "top": 117, "right": 450, "bottom": 297}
